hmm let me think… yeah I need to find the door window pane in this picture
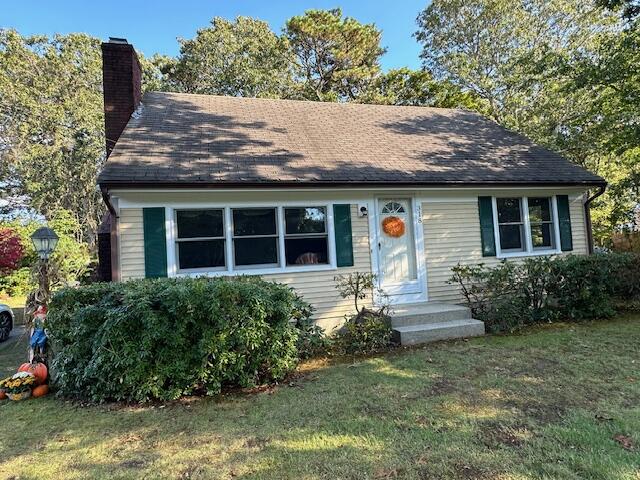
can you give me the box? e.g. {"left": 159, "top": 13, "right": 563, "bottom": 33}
{"left": 178, "top": 240, "right": 225, "bottom": 270}
{"left": 285, "top": 207, "right": 326, "bottom": 234}
{"left": 177, "top": 210, "right": 223, "bottom": 238}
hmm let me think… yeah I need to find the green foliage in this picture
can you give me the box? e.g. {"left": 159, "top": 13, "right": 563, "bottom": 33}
{"left": 334, "top": 271, "right": 379, "bottom": 313}
{"left": 294, "top": 317, "right": 332, "bottom": 360}
{"left": 333, "top": 272, "right": 393, "bottom": 354}
{"left": 0, "top": 209, "right": 90, "bottom": 297}
{"left": 285, "top": 9, "right": 386, "bottom": 101}
{"left": 415, "top": 0, "right": 638, "bottom": 244}
{"left": 359, "top": 67, "right": 487, "bottom": 111}
{"left": 333, "top": 308, "right": 394, "bottom": 355}
{"left": 47, "top": 276, "right": 307, "bottom": 402}
{"left": 449, "top": 253, "right": 640, "bottom": 332}
{"left": 0, "top": 30, "right": 106, "bottom": 242}
{"left": 171, "top": 17, "right": 294, "bottom": 98}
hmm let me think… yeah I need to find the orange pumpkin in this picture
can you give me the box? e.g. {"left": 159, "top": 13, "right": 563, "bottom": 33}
{"left": 32, "top": 384, "right": 49, "bottom": 398}
{"left": 382, "top": 216, "right": 406, "bottom": 238}
{"left": 18, "top": 362, "right": 48, "bottom": 385}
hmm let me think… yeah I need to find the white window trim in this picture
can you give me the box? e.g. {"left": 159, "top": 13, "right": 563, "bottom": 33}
{"left": 167, "top": 202, "right": 337, "bottom": 277}
{"left": 492, "top": 195, "right": 562, "bottom": 259}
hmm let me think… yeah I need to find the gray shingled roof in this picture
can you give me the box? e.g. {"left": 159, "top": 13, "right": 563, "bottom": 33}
{"left": 98, "top": 92, "right": 605, "bottom": 188}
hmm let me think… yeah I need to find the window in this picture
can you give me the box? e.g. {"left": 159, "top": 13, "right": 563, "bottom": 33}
{"left": 232, "top": 208, "right": 278, "bottom": 267}
{"left": 494, "top": 196, "right": 559, "bottom": 256}
{"left": 496, "top": 198, "right": 525, "bottom": 252}
{"left": 284, "top": 207, "right": 329, "bottom": 265}
{"left": 175, "top": 209, "right": 225, "bottom": 270}
{"left": 528, "top": 197, "right": 555, "bottom": 250}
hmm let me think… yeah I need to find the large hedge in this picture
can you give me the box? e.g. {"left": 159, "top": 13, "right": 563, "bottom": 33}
{"left": 47, "top": 276, "right": 308, "bottom": 402}
{"left": 449, "top": 253, "right": 640, "bottom": 333}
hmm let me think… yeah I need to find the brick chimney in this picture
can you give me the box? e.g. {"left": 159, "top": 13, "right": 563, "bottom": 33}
{"left": 101, "top": 37, "right": 142, "bottom": 157}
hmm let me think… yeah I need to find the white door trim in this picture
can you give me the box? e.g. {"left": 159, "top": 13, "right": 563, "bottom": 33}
{"left": 370, "top": 196, "right": 427, "bottom": 305}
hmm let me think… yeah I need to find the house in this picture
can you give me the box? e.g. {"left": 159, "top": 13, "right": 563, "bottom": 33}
{"left": 97, "top": 38, "right": 606, "bottom": 344}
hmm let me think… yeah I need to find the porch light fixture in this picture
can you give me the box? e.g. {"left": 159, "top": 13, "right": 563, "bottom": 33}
{"left": 30, "top": 227, "right": 59, "bottom": 260}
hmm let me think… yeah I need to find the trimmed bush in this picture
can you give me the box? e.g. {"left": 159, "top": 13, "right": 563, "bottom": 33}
{"left": 47, "top": 276, "right": 308, "bottom": 402}
{"left": 334, "top": 308, "right": 394, "bottom": 354}
{"left": 450, "top": 253, "right": 640, "bottom": 332}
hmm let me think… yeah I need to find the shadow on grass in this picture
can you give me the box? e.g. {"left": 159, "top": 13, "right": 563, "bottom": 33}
{"left": 1, "top": 316, "right": 639, "bottom": 479}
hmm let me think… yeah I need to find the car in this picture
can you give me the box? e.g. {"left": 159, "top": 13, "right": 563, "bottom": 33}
{"left": 0, "top": 304, "right": 14, "bottom": 342}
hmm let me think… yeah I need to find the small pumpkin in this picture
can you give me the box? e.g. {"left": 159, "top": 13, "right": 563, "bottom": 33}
{"left": 18, "top": 362, "right": 48, "bottom": 385}
{"left": 32, "top": 384, "right": 49, "bottom": 398}
{"left": 0, "top": 389, "right": 6, "bottom": 400}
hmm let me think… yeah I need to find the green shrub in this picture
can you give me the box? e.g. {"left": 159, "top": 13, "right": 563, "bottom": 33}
{"left": 450, "top": 253, "right": 640, "bottom": 332}
{"left": 47, "top": 276, "right": 308, "bottom": 402}
{"left": 294, "top": 317, "right": 332, "bottom": 359}
{"left": 334, "top": 308, "right": 393, "bottom": 355}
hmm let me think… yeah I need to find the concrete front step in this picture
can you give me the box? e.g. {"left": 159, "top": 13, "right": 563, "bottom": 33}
{"left": 391, "top": 302, "right": 472, "bottom": 328}
{"left": 393, "top": 319, "right": 485, "bottom": 346}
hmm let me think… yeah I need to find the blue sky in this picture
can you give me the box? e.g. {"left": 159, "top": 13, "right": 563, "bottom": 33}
{"left": 2, "top": 0, "right": 428, "bottom": 71}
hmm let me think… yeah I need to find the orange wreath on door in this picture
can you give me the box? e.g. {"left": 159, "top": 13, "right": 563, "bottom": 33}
{"left": 382, "top": 216, "right": 405, "bottom": 237}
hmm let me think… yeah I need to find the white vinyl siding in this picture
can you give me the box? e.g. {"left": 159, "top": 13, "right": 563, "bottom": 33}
{"left": 116, "top": 205, "right": 370, "bottom": 330}
{"left": 422, "top": 194, "right": 589, "bottom": 304}
{"left": 119, "top": 208, "right": 145, "bottom": 280}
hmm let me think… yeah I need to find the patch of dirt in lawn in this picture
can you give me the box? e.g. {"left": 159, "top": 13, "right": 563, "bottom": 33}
{"left": 244, "top": 436, "right": 270, "bottom": 450}
{"left": 120, "top": 459, "right": 147, "bottom": 469}
{"left": 480, "top": 421, "right": 530, "bottom": 448}
{"left": 453, "top": 463, "right": 497, "bottom": 480}
{"left": 425, "top": 376, "right": 458, "bottom": 396}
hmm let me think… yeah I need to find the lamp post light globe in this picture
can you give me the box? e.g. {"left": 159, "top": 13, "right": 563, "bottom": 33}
{"left": 30, "top": 227, "right": 59, "bottom": 260}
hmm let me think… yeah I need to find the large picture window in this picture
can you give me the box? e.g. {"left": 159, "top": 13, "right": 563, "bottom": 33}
{"left": 494, "top": 196, "right": 559, "bottom": 256}
{"left": 232, "top": 208, "right": 278, "bottom": 267}
{"left": 175, "top": 209, "right": 225, "bottom": 270}
{"left": 284, "top": 207, "right": 329, "bottom": 265}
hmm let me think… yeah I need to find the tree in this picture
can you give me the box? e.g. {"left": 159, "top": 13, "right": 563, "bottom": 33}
{"left": 0, "top": 30, "right": 105, "bottom": 244}
{"left": 415, "top": 0, "right": 616, "bottom": 125}
{"left": 359, "top": 67, "right": 487, "bottom": 110}
{"left": 0, "top": 227, "right": 24, "bottom": 274}
{"left": 285, "top": 8, "right": 386, "bottom": 101}
{"left": 415, "top": 0, "right": 637, "bottom": 244}
{"left": 171, "top": 17, "right": 294, "bottom": 97}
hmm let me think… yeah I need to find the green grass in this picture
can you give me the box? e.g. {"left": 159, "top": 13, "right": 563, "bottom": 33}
{"left": 1, "top": 317, "right": 639, "bottom": 479}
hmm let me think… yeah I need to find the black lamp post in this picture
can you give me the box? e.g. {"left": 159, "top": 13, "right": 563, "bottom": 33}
{"left": 30, "top": 227, "right": 59, "bottom": 306}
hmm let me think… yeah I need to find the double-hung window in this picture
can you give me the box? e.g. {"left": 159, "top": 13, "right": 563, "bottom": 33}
{"left": 174, "top": 204, "right": 333, "bottom": 273}
{"left": 494, "top": 196, "right": 558, "bottom": 256}
{"left": 232, "top": 208, "right": 279, "bottom": 267}
{"left": 175, "top": 209, "right": 226, "bottom": 270}
{"left": 283, "top": 207, "right": 329, "bottom": 265}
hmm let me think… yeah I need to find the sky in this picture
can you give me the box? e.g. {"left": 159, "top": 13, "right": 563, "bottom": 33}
{"left": 2, "top": 0, "right": 428, "bottom": 71}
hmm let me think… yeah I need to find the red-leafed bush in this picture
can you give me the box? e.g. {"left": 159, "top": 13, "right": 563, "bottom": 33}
{"left": 0, "top": 228, "right": 24, "bottom": 274}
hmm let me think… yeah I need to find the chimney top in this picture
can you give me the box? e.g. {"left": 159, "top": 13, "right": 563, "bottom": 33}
{"left": 108, "top": 37, "right": 129, "bottom": 44}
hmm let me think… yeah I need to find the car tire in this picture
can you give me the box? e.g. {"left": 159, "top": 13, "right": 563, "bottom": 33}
{"left": 0, "top": 312, "right": 12, "bottom": 342}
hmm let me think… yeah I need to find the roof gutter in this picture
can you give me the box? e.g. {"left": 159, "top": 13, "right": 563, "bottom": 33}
{"left": 584, "top": 185, "right": 606, "bottom": 254}
{"left": 98, "top": 180, "right": 608, "bottom": 190}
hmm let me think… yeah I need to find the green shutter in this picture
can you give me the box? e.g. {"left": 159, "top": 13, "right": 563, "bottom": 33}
{"left": 557, "top": 195, "right": 573, "bottom": 251}
{"left": 143, "top": 207, "right": 168, "bottom": 278}
{"left": 333, "top": 204, "right": 354, "bottom": 267}
{"left": 478, "top": 196, "right": 496, "bottom": 257}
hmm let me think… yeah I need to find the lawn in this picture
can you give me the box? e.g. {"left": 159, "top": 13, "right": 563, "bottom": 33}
{"left": 1, "top": 317, "right": 639, "bottom": 479}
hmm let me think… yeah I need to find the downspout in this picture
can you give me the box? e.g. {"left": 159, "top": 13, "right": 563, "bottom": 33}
{"left": 101, "top": 187, "right": 120, "bottom": 281}
{"left": 584, "top": 185, "right": 606, "bottom": 254}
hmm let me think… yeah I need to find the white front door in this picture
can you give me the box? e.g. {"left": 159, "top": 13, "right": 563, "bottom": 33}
{"left": 376, "top": 198, "right": 421, "bottom": 297}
